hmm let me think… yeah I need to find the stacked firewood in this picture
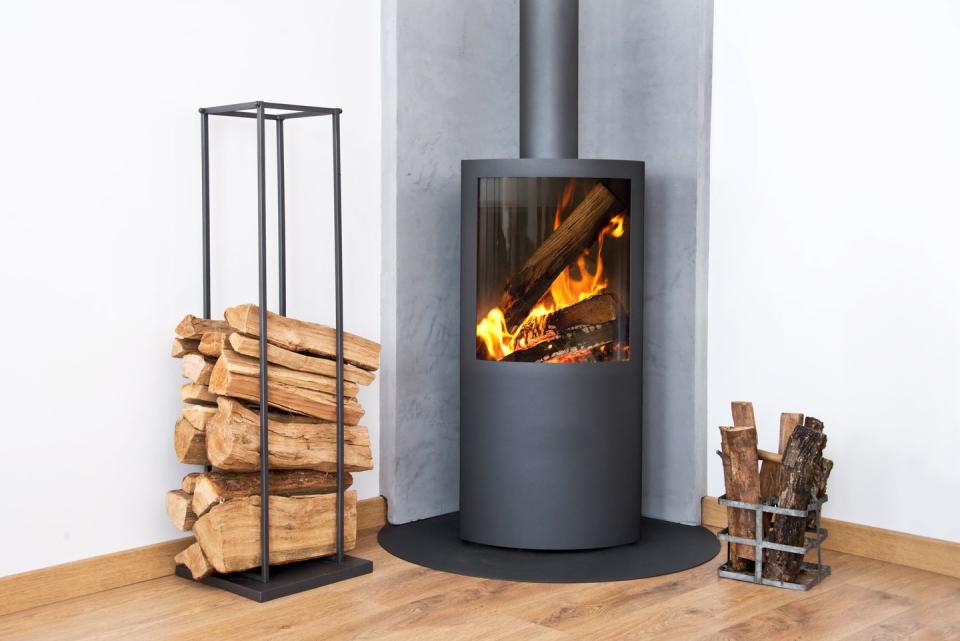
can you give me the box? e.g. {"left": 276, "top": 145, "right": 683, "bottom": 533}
{"left": 165, "top": 304, "right": 378, "bottom": 579}
{"left": 718, "top": 401, "right": 832, "bottom": 582}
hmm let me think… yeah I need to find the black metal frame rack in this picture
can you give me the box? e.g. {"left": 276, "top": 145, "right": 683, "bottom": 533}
{"left": 173, "top": 101, "right": 373, "bottom": 602}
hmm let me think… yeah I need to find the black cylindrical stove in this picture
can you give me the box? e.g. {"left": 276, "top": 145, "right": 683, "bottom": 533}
{"left": 460, "top": 158, "right": 644, "bottom": 550}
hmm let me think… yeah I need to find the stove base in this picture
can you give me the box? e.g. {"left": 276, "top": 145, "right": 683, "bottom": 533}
{"left": 378, "top": 512, "right": 718, "bottom": 583}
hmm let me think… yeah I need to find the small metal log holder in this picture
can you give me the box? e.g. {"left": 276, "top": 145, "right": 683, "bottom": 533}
{"left": 173, "top": 101, "right": 373, "bottom": 602}
{"left": 716, "top": 494, "right": 831, "bottom": 591}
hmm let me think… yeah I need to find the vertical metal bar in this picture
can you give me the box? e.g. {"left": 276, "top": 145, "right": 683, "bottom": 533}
{"left": 256, "top": 103, "right": 270, "bottom": 583}
{"left": 201, "top": 112, "right": 211, "bottom": 319}
{"left": 201, "top": 112, "right": 213, "bottom": 475}
{"left": 276, "top": 119, "right": 287, "bottom": 316}
{"left": 754, "top": 506, "right": 763, "bottom": 582}
{"left": 332, "top": 111, "right": 345, "bottom": 565}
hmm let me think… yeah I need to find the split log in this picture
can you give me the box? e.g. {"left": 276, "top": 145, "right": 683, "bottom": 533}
{"left": 171, "top": 337, "right": 200, "bottom": 358}
{"left": 193, "top": 491, "right": 357, "bottom": 575}
{"left": 174, "top": 417, "right": 208, "bottom": 465}
{"left": 198, "top": 332, "right": 229, "bottom": 358}
{"left": 500, "top": 182, "right": 620, "bottom": 331}
{"left": 192, "top": 470, "right": 347, "bottom": 518}
{"left": 807, "top": 457, "right": 834, "bottom": 530}
{"left": 180, "top": 384, "right": 217, "bottom": 405}
{"left": 181, "top": 353, "right": 215, "bottom": 385}
{"left": 206, "top": 398, "right": 372, "bottom": 472}
{"left": 181, "top": 472, "right": 203, "bottom": 494}
{"left": 175, "top": 543, "right": 214, "bottom": 580}
{"left": 779, "top": 412, "right": 804, "bottom": 452}
{"left": 718, "top": 425, "right": 761, "bottom": 570}
{"left": 730, "top": 401, "right": 777, "bottom": 535}
{"left": 229, "top": 333, "right": 375, "bottom": 386}
{"left": 208, "top": 357, "right": 364, "bottom": 424}
{"left": 764, "top": 423, "right": 827, "bottom": 582}
{"left": 217, "top": 348, "right": 359, "bottom": 398}
{"left": 165, "top": 489, "right": 197, "bottom": 531}
{"left": 175, "top": 314, "right": 231, "bottom": 339}
{"left": 181, "top": 404, "right": 217, "bottom": 431}
{"left": 224, "top": 305, "right": 380, "bottom": 371}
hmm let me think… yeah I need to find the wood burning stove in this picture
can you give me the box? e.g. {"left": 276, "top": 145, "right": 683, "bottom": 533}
{"left": 458, "top": 0, "right": 642, "bottom": 553}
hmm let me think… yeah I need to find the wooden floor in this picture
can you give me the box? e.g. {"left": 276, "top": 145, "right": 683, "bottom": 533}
{"left": 2, "top": 528, "right": 959, "bottom": 641}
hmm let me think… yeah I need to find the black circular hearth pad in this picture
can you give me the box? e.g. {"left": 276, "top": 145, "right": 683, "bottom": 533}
{"left": 378, "top": 512, "right": 720, "bottom": 583}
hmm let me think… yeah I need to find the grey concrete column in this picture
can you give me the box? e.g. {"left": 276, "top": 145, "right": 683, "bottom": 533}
{"left": 381, "top": 0, "right": 712, "bottom": 525}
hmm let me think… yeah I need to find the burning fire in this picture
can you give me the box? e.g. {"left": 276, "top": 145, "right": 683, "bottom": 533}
{"left": 476, "top": 182, "right": 626, "bottom": 361}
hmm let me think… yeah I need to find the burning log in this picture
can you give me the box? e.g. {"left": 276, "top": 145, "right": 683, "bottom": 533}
{"left": 718, "top": 424, "right": 761, "bottom": 570}
{"left": 191, "top": 469, "right": 346, "bottom": 518}
{"left": 206, "top": 398, "right": 373, "bottom": 473}
{"left": 224, "top": 304, "right": 380, "bottom": 371}
{"left": 207, "top": 357, "right": 364, "bottom": 424}
{"left": 502, "top": 293, "right": 621, "bottom": 363}
{"left": 499, "top": 182, "right": 621, "bottom": 331}
{"left": 229, "top": 333, "right": 375, "bottom": 386}
{"left": 764, "top": 419, "right": 827, "bottom": 582}
{"left": 192, "top": 491, "right": 357, "bottom": 576}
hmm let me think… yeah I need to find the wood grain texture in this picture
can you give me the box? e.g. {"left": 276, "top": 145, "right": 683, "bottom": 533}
{"left": 225, "top": 304, "right": 381, "bottom": 371}
{"left": 174, "top": 315, "right": 230, "bottom": 340}
{"left": 191, "top": 469, "right": 347, "bottom": 518}
{"left": 2, "top": 519, "right": 959, "bottom": 641}
{"left": 0, "top": 496, "right": 386, "bottom": 618}
{"left": 702, "top": 495, "right": 960, "bottom": 580}
{"left": 208, "top": 357, "right": 364, "bottom": 424}
{"left": 205, "top": 397, "right": 372, "bottom": 473}
{"left": 218, "top": 347, "right": 359, "bottom": 398}
{"left": 718, "top": 425, "right": 760, "bottom": 566}
{"left": 229, "top": 332, "right": 375, "bottom": 386}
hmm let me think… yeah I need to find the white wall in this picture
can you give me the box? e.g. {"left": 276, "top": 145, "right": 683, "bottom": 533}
{"left": 0, "top": 0, "right": 380, "bottom": 577}
{"left": 709, "top": 1, "right": 960, "bottom": 542}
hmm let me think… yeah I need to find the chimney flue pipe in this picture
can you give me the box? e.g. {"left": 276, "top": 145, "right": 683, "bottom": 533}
{"left": 519, "top": 0, "right": 579, "bottom": 159}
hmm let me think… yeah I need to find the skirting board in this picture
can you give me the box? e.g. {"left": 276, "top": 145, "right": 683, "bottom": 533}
{"left": 0, "top": 495, "right": 387, "bottom": 618}
{"left": 701, "top": 496, "right": 960, "bottom": 580}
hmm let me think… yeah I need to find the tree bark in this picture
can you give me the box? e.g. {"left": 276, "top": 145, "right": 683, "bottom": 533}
{"left": 719, "top": 425, "right": 761, "bottom": 569}
{"left": 165, "top": 489, "right": 197, "bottom": 531}
{"left": 224, "top": 304, "right": 380, "bottom": 371}
{"left": 764, "top": 423, "right": 827, "bottom": 582}
{"left": 217, "top": 348, "right": 359, "bottom": 398}
{"left": 175, "top": 315, "right": 231, "bottom": 340}
{"left": 208, "top": 358, "right": 364, "bottom": 424}
{"left": 228, "top": 333, "right": 375, "bottom": 386}
{"left": 206, "top": 398, "right": 373, "bottom": 473}
{"left": 779, "top": 412, "right": 804, "bottom": 452}
{"left": 191, "top": 469, "right": 348, "bottom": 518}
{"left": 499, "top": 182, "right": 621, "bottom": 331}
{"left": 193, "top": 491, "right": 357, "bottom": 575}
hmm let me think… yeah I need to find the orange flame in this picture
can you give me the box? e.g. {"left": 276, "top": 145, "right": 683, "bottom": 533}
{"left": 476, "top": 182, "right": 626, "bottom": 361}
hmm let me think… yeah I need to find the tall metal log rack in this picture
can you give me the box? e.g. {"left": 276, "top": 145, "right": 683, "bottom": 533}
{"left": 173, "top": 101, "right": 373, "bottom": 602}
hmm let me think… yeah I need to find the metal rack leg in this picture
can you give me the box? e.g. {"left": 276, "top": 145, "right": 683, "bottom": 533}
{"left": 332, "top": 112, "right": 344, "bottom": 566}
{"left": 276, "top": 119, "right": 287, "bottom": 316}
{"left": 256, "top": 103, "right": 270, "bottom": 584}
{"left": 201, "top": 113, "right": 211, "bottom": 320}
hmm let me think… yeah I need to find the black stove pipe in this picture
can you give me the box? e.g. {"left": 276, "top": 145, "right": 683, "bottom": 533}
{"left": 520, "top": 0, "right": 579, "bottom": 159}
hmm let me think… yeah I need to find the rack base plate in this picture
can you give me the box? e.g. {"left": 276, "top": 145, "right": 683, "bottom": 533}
{"left": 175, "top": 555, "right": 372, "bottom": 602}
